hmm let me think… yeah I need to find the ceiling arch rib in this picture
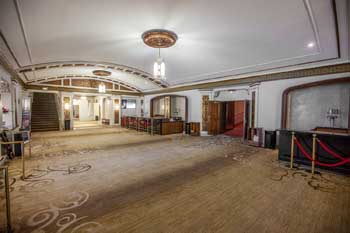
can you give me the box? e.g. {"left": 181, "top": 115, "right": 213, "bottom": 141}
{"left": 16, "top": 61, "right": 169, "bottom": 91}
{"left": 31, "top": 75, "right": 141, "bottom": 93}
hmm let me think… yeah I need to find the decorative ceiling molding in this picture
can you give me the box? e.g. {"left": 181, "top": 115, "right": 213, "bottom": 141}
{"left": 146, "top": 63, "right": 350, "bottom": 94}
{"left": 0, "top": 50, "right": 25, "bottom": 86}
{"left": 303, "top": 0, "right": 321, "bottom": 52}
{"left": 161, "top": 0, "right": 341, "bottom": 86}
{"left": 13, "top": 0, "right": 33, "bottom": 63}
{"left": 17, "top": 61, "right": 169, "bottom": 89}
{"left": 142, "top": 29, "right": 178, "bottom": 48}
{"left": 25, "top": 84, "right": 142, "bottom": 96}
{"left": 0, "top": 0, "right": 344, "bottom": 90}
{"left": 29, "top": 75, "right": 141, "bottom": 92}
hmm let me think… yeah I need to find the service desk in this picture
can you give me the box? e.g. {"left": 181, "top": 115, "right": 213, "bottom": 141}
{"left": 161, "top": 121, "right": 184, "bottom": 135}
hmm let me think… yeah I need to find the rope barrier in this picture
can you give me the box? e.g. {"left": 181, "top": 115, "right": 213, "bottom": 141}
{"left": 316, "top": 139, "right": 349, "bottom": 161}
{"left": 294, "top": 138, "right": 350, "bottom": 167}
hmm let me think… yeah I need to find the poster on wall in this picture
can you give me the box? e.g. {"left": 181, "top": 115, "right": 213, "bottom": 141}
{"left": 121, "top": 99, "right": 136, "bottom": 109}
{"left": 21, "top": 97, "right": 31, "bottom": 131}
{"left": 121, "top": 99, "right": 127, "bottom": 109}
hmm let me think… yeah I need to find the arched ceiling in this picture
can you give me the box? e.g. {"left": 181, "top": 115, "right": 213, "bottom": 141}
{"left": 0, "top": 0, "right": 346, "bottom": 92}
{"left": 18, "top": 61, "right": 168, "bottom": 91}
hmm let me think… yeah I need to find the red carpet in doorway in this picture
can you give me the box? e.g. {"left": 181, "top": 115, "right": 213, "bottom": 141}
{"left": 224, "top": 126, "right": 243, "bottom": 137}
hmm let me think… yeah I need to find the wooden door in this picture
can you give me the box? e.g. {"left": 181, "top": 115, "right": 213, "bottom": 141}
{"left": 202, "top": 96, "right": 209, "bottom": 131}
{"left": 225, "top": 102, "right": 235, "bottom": 130}
{"left": 232, "top": 101, "right": 245, "bottom": 137}
{"left": 208, "top": 101, "right": 220, "bottom": 135}
{"left": 244, "top": 100, "right": 250, "bottom": 139}
{"left": 114, "top": 99, "right": 119, "bottom": 124}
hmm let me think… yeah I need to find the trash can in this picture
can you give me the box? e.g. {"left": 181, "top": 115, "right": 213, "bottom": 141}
{"left": 264, "top": 130, "right": 276, "bottom": 149}
{"left": 14, "top": 133, "right": 23, "bottom": 156}
{"left": 185, "top": 123, "right": 191, "bottom": 135}
{"left": 64, "top": 120, "right": 71, "bottom": 130}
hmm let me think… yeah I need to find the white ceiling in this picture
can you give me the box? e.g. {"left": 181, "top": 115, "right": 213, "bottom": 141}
{"left": 0, "top": 0, "right": 345, "bottom": 90}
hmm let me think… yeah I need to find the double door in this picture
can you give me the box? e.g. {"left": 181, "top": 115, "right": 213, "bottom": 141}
{"left": 208, "top": 101, "right": 249, "bottom": 138}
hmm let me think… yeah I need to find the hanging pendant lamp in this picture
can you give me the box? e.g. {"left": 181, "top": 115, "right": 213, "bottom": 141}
{"left": 142, "top": 29, "right": 177, "bottom": 80}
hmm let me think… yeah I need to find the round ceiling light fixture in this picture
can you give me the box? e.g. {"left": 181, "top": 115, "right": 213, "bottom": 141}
{"left": 142, "top": 29, "right": 178, "bottom": 79}
{"left": 92, "top": 70, "right": 112, "bottom": 76}
{"left": 142, "top": 29, "right": 178, "bottom": 48}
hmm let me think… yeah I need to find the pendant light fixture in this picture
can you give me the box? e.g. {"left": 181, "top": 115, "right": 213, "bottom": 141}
{"left": 142, "top": 29, "right": 177, "bottom": 80}
{"left": 153, "top": 48, "right": 165, "bottom": 79}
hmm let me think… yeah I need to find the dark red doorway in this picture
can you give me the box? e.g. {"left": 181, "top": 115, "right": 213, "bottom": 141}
{"left": 224, "top": 101, "right": 245, "bottom": 137}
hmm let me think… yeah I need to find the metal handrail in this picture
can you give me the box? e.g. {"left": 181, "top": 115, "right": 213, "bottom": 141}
{"left": 0, "top": 140, "right": 27, "bottom": 179}
{"left": 0, "top": 165, "right": 11, "bottom": 233}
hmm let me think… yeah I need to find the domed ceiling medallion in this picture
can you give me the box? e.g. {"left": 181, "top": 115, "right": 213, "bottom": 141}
{"left": 142, "top": 29, "right": 178, "bottom": 48}
{"left": 92, "top": 70, "right": 112, "bottom": 76}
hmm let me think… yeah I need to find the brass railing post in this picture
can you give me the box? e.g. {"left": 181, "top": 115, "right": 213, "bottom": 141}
{"left": 312, "top": 134, "right": 317, "bottom": 175}
{"left": 21, "top": 142, "right": 26, "bottom": 180}
{"left": 1, "top": 166, "right": 12, "bottom": 233}
{"left": 290, "top": 132, "right": 295, "bottom": 169}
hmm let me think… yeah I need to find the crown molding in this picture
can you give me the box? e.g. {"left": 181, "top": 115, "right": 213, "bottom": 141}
{"left": 145, "top": 62, "right": 350, "bottom": 94}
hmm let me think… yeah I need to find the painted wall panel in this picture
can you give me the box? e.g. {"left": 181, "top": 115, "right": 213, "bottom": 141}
{"left": 258, "top": 73, "right": 350, "bottom": 130}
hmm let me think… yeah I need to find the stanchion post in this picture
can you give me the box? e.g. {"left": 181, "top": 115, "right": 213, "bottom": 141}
{"left": 290, "top": 132, "right": 295, "bottom": 169}
{"left": 151, "top": 118, "right": 154, "bottom": 136}
{"left": 21, "top": 142, "right": 25, "bottom": 180}
{"left": 312, "top": 134, "right": 317, "bottom": 175}
{"left": 29, "top": 140, "right": 32, "bottom": 158}
{"left": 1, "top": 166, "right": 12, "bottom": 233}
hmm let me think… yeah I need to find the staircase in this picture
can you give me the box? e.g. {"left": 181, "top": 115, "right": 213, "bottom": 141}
{"left": 31, "top": 92, "right": 60, "bottom": 132}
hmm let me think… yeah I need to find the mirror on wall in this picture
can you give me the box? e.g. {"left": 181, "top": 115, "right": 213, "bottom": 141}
{"left": 151, "top": 95, "right": 187, "bottom": 121}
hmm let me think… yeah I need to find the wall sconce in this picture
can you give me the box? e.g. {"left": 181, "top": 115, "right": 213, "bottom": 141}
{"left": 73, "top": 99, "right": 80, "bottom": 105}
{"left": 64, "top": 103, "right": 70, "bottom": 110}
{"left": 115, "top": 104, "right": 120, "bottom": 110}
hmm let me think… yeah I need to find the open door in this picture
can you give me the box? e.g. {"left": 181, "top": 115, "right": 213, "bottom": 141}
{"left": 208, "top": 100, "right": 250, "bottom": 138}
{"left": 223, "top": 101, "right": 245, "bottom": 137}
{"left": 208, "top": 101, "right": 220, "bottom": 135}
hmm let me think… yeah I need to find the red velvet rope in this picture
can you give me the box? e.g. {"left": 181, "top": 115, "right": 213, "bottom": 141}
{"left": 317, "top": 139, "right": 349, "bottom": 161}
{"left": 293, "top": 138, "right": 350, "bottom": 167}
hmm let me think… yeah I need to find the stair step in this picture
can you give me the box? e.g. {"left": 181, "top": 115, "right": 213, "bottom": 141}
{"left": 31, "top": 92, "right": 59, "bottom": 132}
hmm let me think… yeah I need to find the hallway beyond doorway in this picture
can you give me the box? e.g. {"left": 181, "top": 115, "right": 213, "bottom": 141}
{"left": 73, "top": 120, "right": 102, "bottom": 130}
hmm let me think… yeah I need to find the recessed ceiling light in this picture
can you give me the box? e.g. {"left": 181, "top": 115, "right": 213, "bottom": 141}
{"left": 307, "top": 42, "right": 315, "bottom": 48}
{"left": 42, "top": 87, "right": 48, "bottom": 90}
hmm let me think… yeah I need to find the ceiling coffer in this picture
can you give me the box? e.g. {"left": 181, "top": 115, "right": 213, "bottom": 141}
{"left": 92, "top": 70, "right": 112, "bottom": 76}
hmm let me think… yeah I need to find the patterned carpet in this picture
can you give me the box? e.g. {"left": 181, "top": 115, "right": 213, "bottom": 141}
{"left": 0, "top": 128, "right": 349, "bottom": 233}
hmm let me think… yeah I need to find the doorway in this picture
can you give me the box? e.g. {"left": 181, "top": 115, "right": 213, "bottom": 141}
{"left": 73, "top": 96, "right": 101, "bottom": 129}
{"left": 208, "top": 100, "right": 248, "bottom": 138}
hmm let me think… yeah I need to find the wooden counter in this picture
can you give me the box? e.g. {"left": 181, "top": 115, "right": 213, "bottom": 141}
{"left": 161, "top": 121, "right": 184, "bottom": 135}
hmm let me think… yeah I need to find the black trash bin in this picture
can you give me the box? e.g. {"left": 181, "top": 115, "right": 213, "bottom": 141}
{"left": 264, "top": 130, "right": 276, "bottom": 149}
{"left": 64, "top": 120, "right": 71, "bottom": 130}
{"left": 14, "top": 133, "right": 23, "bottom": 156}
{"left": 185, "top": 123, "right": 191, "bottom": 135}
